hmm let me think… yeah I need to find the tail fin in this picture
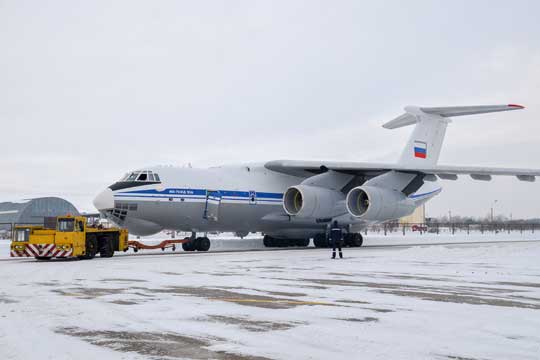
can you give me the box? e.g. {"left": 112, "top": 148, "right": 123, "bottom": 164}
{"left": 383, "top": 104, "right": 524, "bottom": 166}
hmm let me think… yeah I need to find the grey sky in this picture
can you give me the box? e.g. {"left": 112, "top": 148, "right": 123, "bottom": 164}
{"left": 1, "top": 0, "right": 539, "bottom": 218}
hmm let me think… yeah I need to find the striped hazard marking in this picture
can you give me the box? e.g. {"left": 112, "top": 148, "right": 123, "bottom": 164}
{"left": 10, "top": 244, "right": 73, "bottom": 258}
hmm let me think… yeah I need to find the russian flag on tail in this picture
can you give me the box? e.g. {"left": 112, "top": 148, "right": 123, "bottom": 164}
{"left": 414, "top": 141, "right": 427, "bottom": 159}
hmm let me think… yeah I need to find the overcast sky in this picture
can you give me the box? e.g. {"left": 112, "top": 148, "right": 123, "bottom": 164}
{"left": 1, "top": 0, "right": 539, "bottom": 218}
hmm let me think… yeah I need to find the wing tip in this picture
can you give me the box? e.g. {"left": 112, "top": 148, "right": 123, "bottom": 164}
{"left": 508, "top": 104, "right": 525, "bottom": 109}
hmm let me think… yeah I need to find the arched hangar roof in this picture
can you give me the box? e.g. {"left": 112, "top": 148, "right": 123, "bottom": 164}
{"left": 0, "top": 197, "right": 79, "bottom": 225}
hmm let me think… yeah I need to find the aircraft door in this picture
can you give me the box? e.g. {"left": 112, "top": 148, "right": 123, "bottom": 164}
{"left": 204, "top": 190, "right": 221, "bottom": 221}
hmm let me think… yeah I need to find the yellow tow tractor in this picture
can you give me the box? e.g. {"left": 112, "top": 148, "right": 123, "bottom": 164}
{"left": 10, "top": 215, "right": 128, "bottom": 260}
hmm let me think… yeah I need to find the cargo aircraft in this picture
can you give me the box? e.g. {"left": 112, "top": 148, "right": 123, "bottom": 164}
{"left": 93, "top": 104, "right": 539, "bottom": 251}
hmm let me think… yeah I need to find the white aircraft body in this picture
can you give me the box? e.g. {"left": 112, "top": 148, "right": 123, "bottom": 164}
{"left": 93, "top": 104, "right": 540, "bottom": 251}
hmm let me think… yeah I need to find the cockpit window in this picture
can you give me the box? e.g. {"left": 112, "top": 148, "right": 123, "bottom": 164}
{"left": 109, "top": 170, "right": 162, "bottom": 191}
{"left": 121, "top": 171, "right": 160, "bottom": 183}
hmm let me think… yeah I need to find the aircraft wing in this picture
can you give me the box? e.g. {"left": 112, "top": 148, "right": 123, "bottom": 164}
{"left": 264, "top": 160, "right": 540, "bottom": 182}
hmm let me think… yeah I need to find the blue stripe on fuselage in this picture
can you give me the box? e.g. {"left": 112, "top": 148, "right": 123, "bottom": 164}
{"left": 117, "top": 188, "right": 284, "bottom": 200}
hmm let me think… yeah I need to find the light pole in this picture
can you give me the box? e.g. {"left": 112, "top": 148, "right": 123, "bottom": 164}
{"left": 490, "top": 200, "right": 498, "bottom": 222}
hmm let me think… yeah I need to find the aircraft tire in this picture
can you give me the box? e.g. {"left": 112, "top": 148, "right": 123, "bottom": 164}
{"left": 344, "top": 233, "right": 353, "bottom": 247}
{"left": 182, "top": 239, "right": 195, "bottom": 251}
{"left": 275, "top": 238, "right": 287, "bottom": 247}
{"left": 295, "top": 238, "right": 310, "bottom": 247}
{"left": 197, "top": 237, "right": 211, "bottom": 251}
{"left": 353, "top": 233, "right": 364, "bottom": 247}
{"left": 313, "top": 233, "right": 327, "bottom": 248}
{"left": 263, "top": 235, "right": 272, "bottom": 247}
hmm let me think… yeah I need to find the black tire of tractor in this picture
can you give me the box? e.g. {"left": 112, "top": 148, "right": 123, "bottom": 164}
{"left": 35, "top": 256, "right": 52, "bottom": 261}
{"left": 81, "top": 235, "right": 98, "bottom": 259}
{"left": 99, "top": 237, "right": 115, "bottom": 258}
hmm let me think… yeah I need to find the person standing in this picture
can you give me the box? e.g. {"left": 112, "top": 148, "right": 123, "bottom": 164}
{"left": 330, "top": 220, "right": 343, "bottom": 259}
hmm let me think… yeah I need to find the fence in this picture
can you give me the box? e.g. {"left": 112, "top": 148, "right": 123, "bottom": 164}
{"left": 1, "top": 222, "right": 538, "bottom": 241}
{"left": 366, "top": 222, "right": 537, "bottom": 236}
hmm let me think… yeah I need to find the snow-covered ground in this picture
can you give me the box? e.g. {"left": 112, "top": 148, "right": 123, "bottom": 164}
{"left": 1, "top": 230, "right": 538, "bottom": 259}
{"left": 1, "top": 236, "right": 539, "bottom": 359}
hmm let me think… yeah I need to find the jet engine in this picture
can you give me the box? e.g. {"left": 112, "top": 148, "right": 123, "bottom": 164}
{"left": 283, "top": 185, "right": 344, "bottom": 219}
{"left": 346, "top": 186, "right": 416, "bottom": 221}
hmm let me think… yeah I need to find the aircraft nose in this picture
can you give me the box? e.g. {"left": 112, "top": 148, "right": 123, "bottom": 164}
{"left": 93, "top": 188, "right": 114, "bottom": 210}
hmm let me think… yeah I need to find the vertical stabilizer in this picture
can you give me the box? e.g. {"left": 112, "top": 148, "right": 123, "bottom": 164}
{"left": 382, "top": 104, "right": 524, "bottom": 166}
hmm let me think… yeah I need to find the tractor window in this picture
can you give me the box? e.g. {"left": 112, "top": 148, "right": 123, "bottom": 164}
{"left": 57, "top": 218, "right": 75, "bottom": 232}
{"left": 77, "top": 221, "right": 85, "bottom": 232}
{"left": 15, "top": 228, "right": 30, "bottom": 242}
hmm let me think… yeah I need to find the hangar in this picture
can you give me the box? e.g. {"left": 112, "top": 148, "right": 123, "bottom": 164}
{"left": 0, "top": 197, "right": 79, "bottom": 231}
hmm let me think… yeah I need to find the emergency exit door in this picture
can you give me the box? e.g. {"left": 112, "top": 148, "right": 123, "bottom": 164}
{"left": 203, "top": 190, "right": 221, "bottom": 221}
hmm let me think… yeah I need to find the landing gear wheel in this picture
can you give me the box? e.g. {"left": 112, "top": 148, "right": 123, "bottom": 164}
{"left": 263, "top": 235, "right": 272, "bottom": 247}
{"left": 196, "top": 237, "right": 211, "bottom": 251}
{"left": 182, "top": 238, "right": 195, "bottom": 252}
{"left": 80, "top": 235, "right": 98, "bottom": 259}
{"left": 353, "top": 233, "right": 363, "bottom": 247}
{"left": 313, "top": 233, "right": 328, "bottom": 248}
{"left": 295, "top": 238, "right": 310, "bottom": 247}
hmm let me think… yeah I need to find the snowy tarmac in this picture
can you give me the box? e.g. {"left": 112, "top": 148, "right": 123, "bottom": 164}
{"left": 1, "top": 235, "right": 540, "bottom": 360}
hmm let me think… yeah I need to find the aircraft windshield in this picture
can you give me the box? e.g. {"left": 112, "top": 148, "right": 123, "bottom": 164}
{"left": 111, "top": 170, "right": 162, "bottom": 191}
{"left": 121, "top": 170, "right": 161, "bottom": 183}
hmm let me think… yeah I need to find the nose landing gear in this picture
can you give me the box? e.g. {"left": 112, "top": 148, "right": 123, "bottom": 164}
{"left": 182, "top": 235, "right": 211, "bottom": 252}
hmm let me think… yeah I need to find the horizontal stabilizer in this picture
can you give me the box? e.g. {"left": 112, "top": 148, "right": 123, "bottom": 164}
{"left": 421, "top": 104, "right": 524, "bottom": 118}
{"left": 383, "top": 104, "right": 524, "bottom": 129}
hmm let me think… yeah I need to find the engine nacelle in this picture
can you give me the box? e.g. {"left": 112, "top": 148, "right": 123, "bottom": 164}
{"left": 346, "top": 186, "right": 416, "bottom": 221}
{"left": 283, "top": 185, "right": 344, "bottom": 219}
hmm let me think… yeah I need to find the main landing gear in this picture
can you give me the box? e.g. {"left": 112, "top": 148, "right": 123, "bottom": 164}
{"left": 313, "top": 232, "right": 364, "bottom": 248}
{"left": 263, "top": 235, "right": 310, "bottom": 248}
{"left": 182, "top": 234, "right": 211, "bottom": 252}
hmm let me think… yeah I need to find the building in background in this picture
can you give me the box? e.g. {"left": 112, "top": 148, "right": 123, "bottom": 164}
{"left": 0, "top": 197, "right": 79, "bottom": 233}
{"left": 400, "top": 204, "right": 426, "bottom": 224}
